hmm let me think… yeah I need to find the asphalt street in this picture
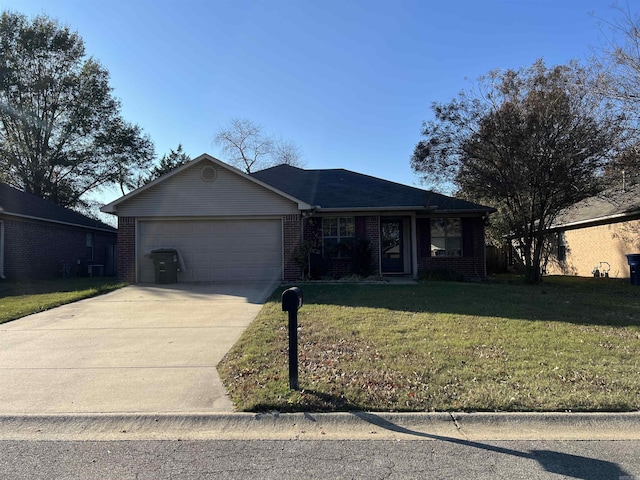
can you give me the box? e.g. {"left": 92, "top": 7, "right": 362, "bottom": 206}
{"left": 1, "top": 439, "right": 639, "bottom": 479}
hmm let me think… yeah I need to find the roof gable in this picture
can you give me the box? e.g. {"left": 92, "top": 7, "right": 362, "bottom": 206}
{"left": 251, "top": 164, "right": 494, "bottom": 213}
{"left": 0, "top": 183, "right": 115, "bottom": 232}
{"left": 101, "top": 154, "right": 312, "bottom": 214}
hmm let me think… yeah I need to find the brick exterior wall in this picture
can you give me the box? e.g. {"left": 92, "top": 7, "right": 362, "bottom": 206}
{"left": 299, "top": 214, "right": 488, "bottom": 280}
{"left": 282, "top": 214, "right": 302, "bottom": 281}
{"left": 2, "top": 217, "right": 116, "bottom": 280}
{"left": 117, "top": 216, "right": 136, "bottom": 283}
{"left": 545, "top": 220, "right": 640, "bottom": 278}
{"left": 108, "top": 213, "right": 488, "bottom": 284}
{"left": 300, "top": 215, "right": 381, "bottom": 279}
{"left": 416, "top": 216, "right": 487, "bottom": 280}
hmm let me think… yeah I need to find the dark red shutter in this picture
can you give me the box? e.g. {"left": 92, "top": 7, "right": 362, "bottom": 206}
{"left": 355, "top": 216, "right": 366, "bottom": 238}
{"left": 462, "top": 217, "right": 474, "bottom": 257}
{"left": 417, "top": 218, "right": 431, "bottom": 257}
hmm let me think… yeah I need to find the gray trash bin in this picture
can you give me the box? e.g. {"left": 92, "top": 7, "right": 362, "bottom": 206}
{"left": 626, "top": 254, "right": 640, "bottom": 286}
{"left": 150, "top": 248, "right": 179, "bottom": 284}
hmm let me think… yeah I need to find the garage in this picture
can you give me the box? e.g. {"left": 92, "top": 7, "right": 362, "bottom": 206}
{"left": 137, "top": 218, "right": 283, "bottom": 282}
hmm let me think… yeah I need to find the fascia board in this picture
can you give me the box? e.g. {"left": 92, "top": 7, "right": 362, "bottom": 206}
{"left": 549, "top": 210, "right": 640, "bottom": 231}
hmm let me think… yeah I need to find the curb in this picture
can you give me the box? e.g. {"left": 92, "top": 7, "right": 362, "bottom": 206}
{"left": 1, "top": 411, "right": 639, "bottom": 441}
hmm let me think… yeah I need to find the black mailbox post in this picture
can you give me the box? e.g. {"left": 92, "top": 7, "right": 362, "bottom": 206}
{"left": 282, "top": 287, "right": 303, "bottom": 390}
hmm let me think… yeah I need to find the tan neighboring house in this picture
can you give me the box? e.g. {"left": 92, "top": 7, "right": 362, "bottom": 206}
{"left": 545, "top": 183, "right": 640, "bottom": 278}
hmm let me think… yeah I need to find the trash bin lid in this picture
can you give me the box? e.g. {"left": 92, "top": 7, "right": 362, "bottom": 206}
{"left": 626, "top": 254, "right": 640, "bottom": 266}
{"left": 151, "top": 248, "right": 177, "bottom": 254}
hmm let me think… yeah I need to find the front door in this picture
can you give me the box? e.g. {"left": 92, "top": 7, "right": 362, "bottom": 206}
{"left": 381, "top": 218, "right": 404, "bottom": 273}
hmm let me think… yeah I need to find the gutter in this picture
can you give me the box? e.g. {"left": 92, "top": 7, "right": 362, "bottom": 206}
{"left": 314, "top": 206, "right": 495, "bottom": 215}
{"left": 1, "top": 211, "right": 116, "bottom": 234}
{"left": 315, "top": 206, "right": 436, "bottom": 213}
{"left": 548, "top": 209, "right": 640, "bottom": 232}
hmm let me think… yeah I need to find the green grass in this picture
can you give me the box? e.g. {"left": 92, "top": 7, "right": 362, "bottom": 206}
{"left": 218, "top": 276, "right": 640, "bottom": 412}
{"left": 0, "top": 277, "right": 127, "bottom": 324}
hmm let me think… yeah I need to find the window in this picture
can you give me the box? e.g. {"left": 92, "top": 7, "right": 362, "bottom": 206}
{"left": 557, "top": 232, "right": 567, "bottom": 261}
{"left": 86, "top": 233, "right": 94, "bottom": 261}
{"left": 430, "top": 218, "right": 462, "bottom": 257}
{"left": 322, "top": 217, "right": 355, "bottom": 258}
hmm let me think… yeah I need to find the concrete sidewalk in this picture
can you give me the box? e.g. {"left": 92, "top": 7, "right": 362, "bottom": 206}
{"left": 1, "top": 411, "right": 639, "bottom": 441}
{"left": 0, "top": 281, "right": 278, "bottom": 414}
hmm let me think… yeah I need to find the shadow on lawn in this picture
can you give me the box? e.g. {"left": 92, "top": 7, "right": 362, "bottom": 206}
{"left": 252, "top": 390, "right": 360, "bottom": 413}
{"left": 279, "top": 280, "right": 640, "bottom": 328}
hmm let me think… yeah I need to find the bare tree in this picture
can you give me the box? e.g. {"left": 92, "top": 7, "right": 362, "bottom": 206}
{"left": 592, "top": 5, "right": 640, "bottom": 121}
{"left": 411, "top": 60, "right": 624, "bottom": 283}
{"left": 272, "top": 137, "right": 303, "bottom": 167}
{"left": 592, "top": 5, "right": 640, "bottom": 186}
{"left": 214, "top": 118, "right": 304, "bottom": 173}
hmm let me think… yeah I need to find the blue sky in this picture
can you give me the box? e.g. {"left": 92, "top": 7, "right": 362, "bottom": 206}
{"left": 3, "top": 0, "right": 624, "bottom": 206}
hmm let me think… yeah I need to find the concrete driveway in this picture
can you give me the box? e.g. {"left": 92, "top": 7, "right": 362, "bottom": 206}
{"left": 0, "top": 281, "right": 278, "bottom": 414}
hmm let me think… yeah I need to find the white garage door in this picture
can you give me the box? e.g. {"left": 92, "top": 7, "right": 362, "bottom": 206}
{"left": 137, "top": 219, "right": 282, "bottom": 282}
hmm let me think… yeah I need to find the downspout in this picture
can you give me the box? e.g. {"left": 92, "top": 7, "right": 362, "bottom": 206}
{"left": 377, "top": 215, "right": 382, "bottom": 278}
{"left": 0, "top": 220, "right": 5, "bottom": 279}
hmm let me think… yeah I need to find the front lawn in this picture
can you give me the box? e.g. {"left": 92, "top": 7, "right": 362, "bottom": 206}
{"left": 218, "top": 276, "right": 640, "bottom": 412}
{"left": 0, "top": 277, "right": 127, "bottom": 324}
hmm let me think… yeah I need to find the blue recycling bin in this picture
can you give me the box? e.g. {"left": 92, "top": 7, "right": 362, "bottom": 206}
{"left": 626, "top": 254, "right": 640, "bottom": 285}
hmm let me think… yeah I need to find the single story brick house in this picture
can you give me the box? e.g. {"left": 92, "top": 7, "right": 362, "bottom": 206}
{"left": 545, "top": 183, "right": 640, "bottom": 278}
{"left": 0, "top": 182, "right": 117, "bottom": 280}
{"left": 101, "top": 154, "right": 495, "bottom": 283}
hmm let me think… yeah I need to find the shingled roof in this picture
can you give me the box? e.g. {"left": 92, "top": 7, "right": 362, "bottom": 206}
{"left": 0, "top": 183, "right": 116, "bottom": 232}
{"left": 251, "top": 164, "right": 494, "bottom": 213}
{"left": 551, "top": 183, "right": 640, "bottom": 230}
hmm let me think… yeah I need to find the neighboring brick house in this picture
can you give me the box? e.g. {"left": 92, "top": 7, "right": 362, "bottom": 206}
{"left": 102, "top": 154, "right": 495, "bottom": 283}
{"left": 545, "top": 183, "right": 640, "bottom": 278}
{"left": 0, "top": 183, "right": 117, "bottom": 280}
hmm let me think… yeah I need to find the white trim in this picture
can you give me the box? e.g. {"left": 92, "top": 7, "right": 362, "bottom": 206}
{"left": 135, "top": 218, "right": 139, "bottom": 283}
{"left": 550, "top": 211, "right": 640, "bottom": 231}
{"left": 134, "top": 215, "right": 284, "bottom": 222}
{"left": 281, "top": 216, "right": 285, "bottom": 282}
{"left": 101, "top": 154, "right": 313, "bottom": 214}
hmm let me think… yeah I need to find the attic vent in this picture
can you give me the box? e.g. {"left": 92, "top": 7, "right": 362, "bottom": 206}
{"left": 200, "top": 165, "right": 217, "bottom": 182}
